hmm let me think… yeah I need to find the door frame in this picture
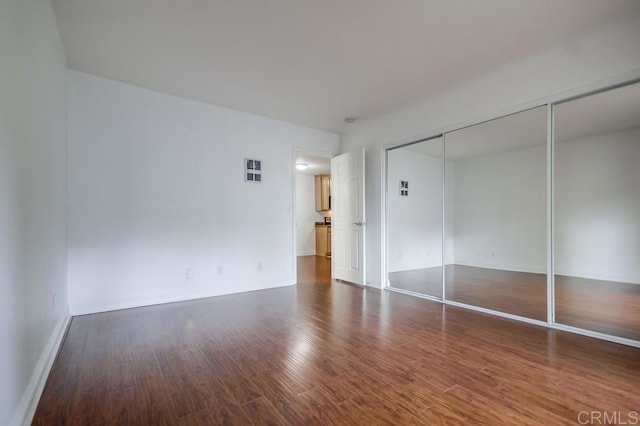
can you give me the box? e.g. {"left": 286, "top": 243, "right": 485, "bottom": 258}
{"left": 291, "top": 146, "right": 334, "bottom": 285}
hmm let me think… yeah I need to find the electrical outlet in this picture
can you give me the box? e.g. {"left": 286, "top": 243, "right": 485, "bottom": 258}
{"left": 216, "top": 265, "right": 223, "bottom": 275}
{"left": 257, "top": 262, "right": 263, "bottom": 272}
{"left": 491, "top": 250, "right": 496, "bottom": 257}
{"left": 186, "top": 268, "right": 194, "bottom": 280}
{"left": 52, "top": 292, "right": 56, "bottom": 307}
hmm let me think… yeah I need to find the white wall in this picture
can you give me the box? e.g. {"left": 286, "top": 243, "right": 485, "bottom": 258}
{"left": 341, "top": 15, "right": 640, "bottom": 288}
{"left": 0, "top": 1, "right": 70, "bottom": 424}
{"left": 67, "top": 71, "right": 339, "bottom": 315}
{"left": 452, "top": 144, "right": 547, "bottom": 274}
{"left": 555, "top": 128, "right": 640, "bottom": 283}
{"left": 295, "top": 173, "right": 323, "bottom": 255}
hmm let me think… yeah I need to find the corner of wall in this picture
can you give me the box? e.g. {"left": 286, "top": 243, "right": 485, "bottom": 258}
{"left": 10, "top": 315, "right": 71, "bottom": 426}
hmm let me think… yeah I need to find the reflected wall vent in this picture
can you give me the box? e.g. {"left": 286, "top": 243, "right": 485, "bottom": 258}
{"left": 400, "top": 180, "right": 408, "bottom": 196}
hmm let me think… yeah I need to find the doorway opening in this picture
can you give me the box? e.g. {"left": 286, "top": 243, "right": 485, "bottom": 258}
{"left": 294, "top": 152, "right": 332, "bottom": 285}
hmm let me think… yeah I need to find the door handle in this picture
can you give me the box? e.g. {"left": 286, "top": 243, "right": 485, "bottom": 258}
{"left": 353, "top": 222, "right": 365, "bottom": 226}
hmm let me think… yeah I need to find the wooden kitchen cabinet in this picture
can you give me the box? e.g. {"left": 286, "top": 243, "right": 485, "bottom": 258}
{"left": 315, "top": 175, "right": 331, "bottom": 211}
{"left": 315, "top": 225, "right": 331, "bottom": 257}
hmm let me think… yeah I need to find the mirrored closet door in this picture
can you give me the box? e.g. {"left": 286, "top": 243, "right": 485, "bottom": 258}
{"left": 554, "top": 82, "right": 640, "bottom": 340}
{"left": 387, "top": 136, "right": 444, "bottom": 298}
{"left": 444, "top": 106, "right": 548, "bottom": 320}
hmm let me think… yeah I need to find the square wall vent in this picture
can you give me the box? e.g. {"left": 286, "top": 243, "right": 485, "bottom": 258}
{"left": 245, "top": 158, "right": 262, "bottom": 183}
{"left": 400, "top": 180, "right": 408, "bottom": 196}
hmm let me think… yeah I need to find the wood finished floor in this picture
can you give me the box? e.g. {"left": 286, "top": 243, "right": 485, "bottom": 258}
{"left": 34, "top": 257, "right": 640, "bottom": 425}
{"left": 390, "top": 264, "right": 640, "bottom": 340}
{"left": 296, "top": 255, "right": 331, "bottom": 285}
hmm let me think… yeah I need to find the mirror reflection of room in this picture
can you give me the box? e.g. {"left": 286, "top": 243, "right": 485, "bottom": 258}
{"left": 554, "top": 82, "right": 640, "bottom": 341}
{"left": 387, "top": 136, "right": 445, "bottom": 298}
{"left": 444, "top": 106, "right": 547, "bottom": 320}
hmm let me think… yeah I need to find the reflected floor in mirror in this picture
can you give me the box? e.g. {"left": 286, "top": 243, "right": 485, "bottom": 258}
{"left": 389, "top": 265, "right": 546, "bottom": 320}
{"left": 387, "top": 266, "right": 444, "bottom": 298}
{"left": 34, "top": 261, "right": 640, "bottom": 425}
{"left": 555, "top": 275, "right": 640, "bottom": 341}
{"left": 390, "top": 264, "right": 640, "bottom": 340}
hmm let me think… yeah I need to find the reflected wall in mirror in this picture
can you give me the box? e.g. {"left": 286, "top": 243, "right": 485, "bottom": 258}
{"left": 554, "top": 82, "right": 640, "bottom": 341}
{"left": 387, "top": 137, "right": 445, "bottom": 298}
{"left": 444, "top": 106, "right": 547, "bottom": 320}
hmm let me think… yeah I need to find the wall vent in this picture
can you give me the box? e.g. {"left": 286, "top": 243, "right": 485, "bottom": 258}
{"left": 400, "top": 180, "right": 408, "bottom": 196}
{"left": 245, "top": 158, "right": 262, "bottom": 183}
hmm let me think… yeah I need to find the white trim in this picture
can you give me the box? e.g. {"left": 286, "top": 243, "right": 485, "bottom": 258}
{"left": 443, "top": 299, "right": 549, "bottom": 328}
{"left": 386, "top": 286, "right": 442, "bottom": 303}
{"left": 381, "top": 145, "right": 388, "bottom": 289}
{"left": 387, "top": 264, "right": 446, "bottom": 274}
{"left": 551, "top": 324, "right": 640, "bottom": 349}
{"left": 452, "top": 262, "right": 545, "bottom": 276}
{"left": 10, "top": 315, "right": 71, "bottom": 426}
{"left": 291, "top": 147, "right": 298, "bottom": 285}
{"left": 71, "top": 281, "right": 295, "bottom": 316}
{"left": 553, "top": 269, "right": 640, "bottom": 286}
{"left": 296, "top": 251, "right": 316, "bottom": 256}
{"left": 360, "top": 147, "right": 367, "bottom": 287}
{"left": 442, "top": 134, "right": 447, "bottom": 300}
{"left": 546, "top": 103, "right": 555, "bottom": 325}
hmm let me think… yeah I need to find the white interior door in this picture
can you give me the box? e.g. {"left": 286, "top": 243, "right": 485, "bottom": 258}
{"left": 331, "top": 148, "right": 365, "bottom": 285}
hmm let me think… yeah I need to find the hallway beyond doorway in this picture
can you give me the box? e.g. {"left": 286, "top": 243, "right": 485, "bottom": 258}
{"left": 297, "top": 255, "right": 331, "bottom": 285}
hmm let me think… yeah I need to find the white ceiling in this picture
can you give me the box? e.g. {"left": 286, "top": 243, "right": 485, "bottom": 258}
{"left": 295, "top": 154, "right": 331, "bottom": 176}
{"left": 52, "top": 0, "right": 640, "bottom": 133}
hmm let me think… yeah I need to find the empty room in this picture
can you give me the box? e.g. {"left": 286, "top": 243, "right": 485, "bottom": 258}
{"left": 2, "top": 0, "right": 640, "bottom": 425}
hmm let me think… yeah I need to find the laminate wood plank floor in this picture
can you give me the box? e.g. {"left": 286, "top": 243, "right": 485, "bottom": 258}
{"left": 34, "top": 261, "right": 640, "bottom": 425}
{"left": 296, "top": 255, "right": 331, "bottom": 285}
{"left": 390, "top": 264, "right": 640, "bottom": 340}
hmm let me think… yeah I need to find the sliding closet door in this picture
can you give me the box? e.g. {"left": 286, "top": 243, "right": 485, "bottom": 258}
{"left": 387, "top": 137, "right": 444, "bottom": 298}
{"left": 554, "top": 82, "right": 640, "bottom": 341}
{"left": 444, "top": 107, "right": 547, "bottom": 320}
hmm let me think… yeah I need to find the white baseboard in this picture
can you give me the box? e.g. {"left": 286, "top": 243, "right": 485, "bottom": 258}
{"left": 10, "top": 314, "right": 71, "bottom": 426}
{"left": 554, "top": 268, "right": 640, "bottom": 285}
{"left": 388, "top": 262, "right": 545, "bottom": 275}
{"left": 296, "top": 251, "right": 316, "bottom": 256}
{"left": 388, "top": 264, "right": 442, "bottom": 273}
{"left": 454, "top": 261, "right": 546, "bottom": 275}
{"left": 70, "top": 281, "right": 296, "bottom": 316}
